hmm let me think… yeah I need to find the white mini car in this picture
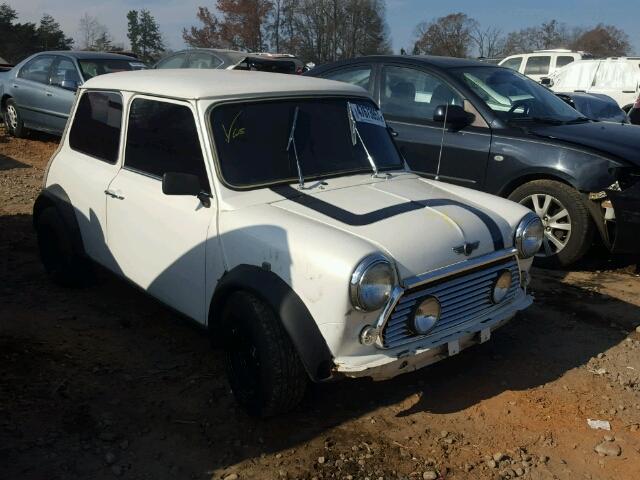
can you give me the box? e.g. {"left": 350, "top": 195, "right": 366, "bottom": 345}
{"left": 35, "top": 70, "right": 542, "bottom": 416}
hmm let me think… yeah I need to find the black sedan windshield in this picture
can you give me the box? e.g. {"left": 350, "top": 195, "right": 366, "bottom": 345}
{"left": 449, "top": 66, "right": 585, "bottom": 124}
{"left": 210, "top": 98, "right": 403, "bottom": 188}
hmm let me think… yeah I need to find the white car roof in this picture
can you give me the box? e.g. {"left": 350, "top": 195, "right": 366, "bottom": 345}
{"left": 82, "top": 69, "right": 369, "bottom": 100}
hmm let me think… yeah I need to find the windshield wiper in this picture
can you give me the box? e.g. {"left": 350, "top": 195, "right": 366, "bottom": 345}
{"left": 564, "top": 116, "right": 592, "bottom": 124}
{"left": 286, "top": 106, "right": 304, "bottom": 189}
{"left": 509, "top": 116, "right": 565, "bottom": 125}
{"left": 347, "top": 103, "right": 381, "bottom": 177}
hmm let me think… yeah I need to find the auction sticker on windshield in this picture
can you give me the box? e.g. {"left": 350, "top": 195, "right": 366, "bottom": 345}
{"left": 349, "top": 102, "right": 386, "bottom": 128}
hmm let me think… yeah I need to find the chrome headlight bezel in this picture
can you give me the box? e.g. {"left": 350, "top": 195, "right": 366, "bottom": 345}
{"left": 349, "top": 254, "right": 397, "bottom": 312}
{"left": 515, "top": 212, "right": 544, "bottom": 258}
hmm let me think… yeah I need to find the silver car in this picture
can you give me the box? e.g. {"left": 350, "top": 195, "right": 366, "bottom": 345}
{"left": 1, "top": 51, "right": 146, "bottom": 137}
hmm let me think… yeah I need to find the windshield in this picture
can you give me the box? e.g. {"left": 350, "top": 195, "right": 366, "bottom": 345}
{"left": 78, "top": 59, "right": 137, "bottom": 80}
{"left": 210, "top": 98, "right": 403, "bottom": 188}
{"left": 449, "top": 66, "right": 585, "bottom": 124}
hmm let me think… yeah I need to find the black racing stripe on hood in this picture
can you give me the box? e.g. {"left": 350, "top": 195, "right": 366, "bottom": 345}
{"left": 270, "top": 185, "right": 504, "bottom": 250}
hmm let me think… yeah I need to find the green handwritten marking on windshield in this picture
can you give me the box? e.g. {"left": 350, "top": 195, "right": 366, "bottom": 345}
{"left": 222, "top": 111, "right": 246, "bottom": 143}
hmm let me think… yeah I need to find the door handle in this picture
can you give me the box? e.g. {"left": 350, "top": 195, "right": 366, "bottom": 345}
{"left": 104, "top": 189, "right": 124, "bottom": 200}
{"left": 12, "top": 84, "right": 18, "bottom": 89}
{"left": 45, "top": 91, "right": 53, "bottom": 97}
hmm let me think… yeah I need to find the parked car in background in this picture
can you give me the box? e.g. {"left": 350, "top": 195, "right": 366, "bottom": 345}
{"left": 1, "top": 51, "right": 145, "bottom": 137}
{"left": 628, "top": 94, "right": 640, "bottom": 125}
{"left": 307, "top": 55, "right": 640, "bottom": 267}
{"left": 155, "top": 48, "right": 304, "bottom": 74}
{"left": 555, "top": 92, "right": 629, "bottom": 123}
{"left": 34, "top": 68, "right": 539, "bottom": 416}
{"left": 547, "top": 58, "right": 640, "bottom": 111}
{"left": 0, "top": 55, "right": 12, "bottom": 72}
{"left": 499, "top": 49, "right": 591, "bottom": 83}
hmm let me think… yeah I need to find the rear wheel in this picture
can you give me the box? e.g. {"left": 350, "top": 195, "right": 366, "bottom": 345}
{"left": 222, "top": 291, "right": 308, "bottom": 417}
{"left": 4, "top": 98, "right": 28, "bottom": 138}
{"left": 508, "top": 180, "right": 594, "bottom": 268}
{"left": 35, "top": 207, "right": 91, "bottom": 286}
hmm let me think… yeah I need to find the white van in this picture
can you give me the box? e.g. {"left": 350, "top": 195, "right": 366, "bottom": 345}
{"left": 548, "top": 58, "right": 640, "bottom": 111}
{"left": 499, "top": 49, "right": 588, "bottom": 83}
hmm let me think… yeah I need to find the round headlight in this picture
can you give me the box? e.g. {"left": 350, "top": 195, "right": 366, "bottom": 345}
{"left": 492, "top": 270, "right": 512, "bottom": 304}
{"left": 350, "top": 254, "right": 396, "bottom": 311}
{"left": 515, "top": 213, "right": 544, "bottom": 258}
{"left": 413, "top": 296, "right": 441, "bottom": 334}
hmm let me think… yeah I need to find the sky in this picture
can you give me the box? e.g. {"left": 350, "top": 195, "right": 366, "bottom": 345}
{"left": 6, "top": 0, "right": 640, "bottom": 55}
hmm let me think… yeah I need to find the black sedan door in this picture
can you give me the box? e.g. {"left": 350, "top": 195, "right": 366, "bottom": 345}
{"left": 378, "top": 64, "right": 492, "bottom": 189}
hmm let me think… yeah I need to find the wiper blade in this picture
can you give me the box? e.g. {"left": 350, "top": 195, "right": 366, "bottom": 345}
{"left": 564, "top": 116, "right": 591, "bottom": 124}
{"left": 347, "top": 102, "right": 379, "bottom": 177}
{"left": 287, "top": 106, "right": 304, "bottom": 189}
{"left": 509, "top": 116, "right": 565, "bottom": 125}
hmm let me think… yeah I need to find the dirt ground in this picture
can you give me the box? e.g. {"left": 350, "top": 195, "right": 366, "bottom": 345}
{"left": 1, "top": 124, "right": 640, "bottom": 480}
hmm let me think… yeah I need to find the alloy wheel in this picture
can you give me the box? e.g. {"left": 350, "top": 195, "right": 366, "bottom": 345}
{"left": 6, "top": 104, "right": 18, "bottom": 130}
{"left": 519, "top": 193, "right": 572, "bottom": 257}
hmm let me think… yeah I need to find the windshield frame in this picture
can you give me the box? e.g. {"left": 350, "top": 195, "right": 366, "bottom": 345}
{"left": 447, "top": 65, "right": 585, "bottom": 126}
{"left": 205, "top": 95, "right": 406, "bottom": 191}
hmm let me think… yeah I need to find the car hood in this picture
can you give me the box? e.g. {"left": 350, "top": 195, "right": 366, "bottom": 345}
{"left": 269, "top": 176, "right": 520, "bottom": 279}
{"left": 528, "top": 122, "right": 640, "bottom": 166}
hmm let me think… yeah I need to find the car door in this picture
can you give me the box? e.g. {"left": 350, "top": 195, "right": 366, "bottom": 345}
{"left": 44, "top": 56, "right": 81, "bottom": 134}
{"left": 589, "top": 60, "right": 639, "bottom": 109}
{"left": 378, "top": 64, "right": 491, "bottom": 188}
{"left": 60, "top": 90, "right": 124, "bottom": 270}
{"left": 105, "top": 96, "right": 215, "bottom": 324}
{"left": 523, "top": 55, "right": 551, "bottom": 82}
{"left": 11, "top": 55, "right": 55, "bottom": 128}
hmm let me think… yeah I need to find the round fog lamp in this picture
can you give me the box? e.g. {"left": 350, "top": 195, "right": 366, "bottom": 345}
{"left": 413, "top": 296, "right": 441, "bottom": 334}
{"left": 492, "top": 270, "right": 512, "bottom": 304}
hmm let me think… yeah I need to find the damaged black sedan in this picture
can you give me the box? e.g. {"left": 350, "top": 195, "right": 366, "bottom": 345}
{"left": 307, "top": 56, "right": 640, "bottom": 267}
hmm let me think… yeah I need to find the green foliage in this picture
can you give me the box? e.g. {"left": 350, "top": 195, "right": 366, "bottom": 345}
{"left": 0, "top": 4, "right": 72, "bottom": 63}
{"left": 127, "top": 9, "right": 165, "bottom": 63}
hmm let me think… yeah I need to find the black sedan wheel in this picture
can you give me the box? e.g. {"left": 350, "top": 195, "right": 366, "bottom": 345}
{"left": 509, "top": 180, "right": 594, "bottom": 268}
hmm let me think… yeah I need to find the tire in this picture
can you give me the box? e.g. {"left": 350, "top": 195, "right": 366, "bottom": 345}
{"left": 4, "top": 98, "right": 28, "bottom": 138}
{"left": 222, "top": 291, "right": 308, "bottom": 417}
{"left": 35, "top": 207, "right": 92, "bottom": 286}
{"left": 508, "top": 180, "right": 594, "bottom": 268}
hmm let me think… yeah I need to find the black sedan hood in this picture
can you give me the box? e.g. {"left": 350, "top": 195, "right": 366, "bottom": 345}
{"left": 528, "top": 122, "right": 640, "bottom": 166}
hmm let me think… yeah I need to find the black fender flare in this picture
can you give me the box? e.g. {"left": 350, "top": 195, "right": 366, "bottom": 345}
{"left": 209, "top": 265, "right": 335, "bottom": 382}
{"left": 33, "top": 184, "right": 86, "bottom": 258}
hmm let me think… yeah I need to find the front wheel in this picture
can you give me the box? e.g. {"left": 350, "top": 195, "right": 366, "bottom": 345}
{"left": 222, "top": 291, "right": 308, "bottom": 417}
{"left": 4, "top": 99, "right": 28, "bottom": 138}
{"left": 508, "top": 180, "right": 594, "bottom": 268}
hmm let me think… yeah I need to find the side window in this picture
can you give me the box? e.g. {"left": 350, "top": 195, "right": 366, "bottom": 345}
{"left": 501, "top": 57, "right": 523, "bottom": 71}
{"left": 380, "top": 65, "right": 463, "bottom": 123}
{"left": 156, "top": 53, "right": 187, "bottom": 69}
{"left": 323, "top": 66, "right": 372, "bottom": 91}
{"left": 187, "top": 52, "right": 223, "bottom": 69}
{"left": 125, "top": 99, "right": 210, "bottom": 193}
{"left": 18, "top": 55, "right": 55, "bottom": 84}
{"left": 524, "top": 56, "right": 551, "bottom": 76}
{"left": 69, "top": 91, "right": 123, "bottom": 163}
{"left": 556, "top": 56, "right": 575, "bottom": 69}
{"left": 50, "top": 58, "right": 81, "bottom": 88}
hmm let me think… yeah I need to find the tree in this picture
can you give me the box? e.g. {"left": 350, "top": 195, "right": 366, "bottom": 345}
{"left": 413, "top": 13, "right": 477, "bottom": 57}
{"left": 183, "top": 6, "right": 224, "bottom": 48}
{"left": 127, "top": 9, "right": 165, "bottom": 63}
{"left": 216, "top": 0, "right": 274, "bottom": 52}
{"left": 471, "top": 25, "right": 504, "bottom": 58}
{"left": 37, "top": 14, "right": 73, "bottom": 50}
{"left": 0, "top": 4, "right": 72, "bottom": 63}
{"left": 78, "top": 13, "right": 106, "bottom": 50}
{"left": 502, "top": 20, "right": 572, "bottom": 55}
{"left": 93, "top": 32, "right": 114, "bottom": 51}
{"left": 571, "top": 24, "right": 630, "bottom": 57}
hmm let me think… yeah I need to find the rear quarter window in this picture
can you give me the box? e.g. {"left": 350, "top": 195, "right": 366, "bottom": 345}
{"left": 69, "top": 91, "right": 123, "bottom": 163}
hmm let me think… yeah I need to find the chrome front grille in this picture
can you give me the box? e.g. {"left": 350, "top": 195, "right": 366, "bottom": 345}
{"left": 381, "top": 256, "right": 520, "bottom": 349}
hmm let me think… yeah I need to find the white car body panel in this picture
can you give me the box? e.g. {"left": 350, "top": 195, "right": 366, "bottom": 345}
{"left": 42, "top": 70, "right": 536, "bottom": 380}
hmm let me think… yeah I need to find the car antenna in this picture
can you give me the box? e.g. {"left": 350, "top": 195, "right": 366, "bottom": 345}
{"left": 435, "top": 103, "right": 449, "bottom": 180}
{"left": 287, "top": 105, "right": 304, "bottom": 189}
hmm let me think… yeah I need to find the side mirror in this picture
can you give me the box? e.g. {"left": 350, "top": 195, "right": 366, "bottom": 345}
{"left": 433, "top": 104, "right": 474, "bottom": 127}
{"left": 162, "top": 172, "right": 211, "bottom": 207}
{"left": 540, "top": 77, "right": 553, "bottom": 87}
{"left": 60, "top": 79, "right": 78, "bottom": 91}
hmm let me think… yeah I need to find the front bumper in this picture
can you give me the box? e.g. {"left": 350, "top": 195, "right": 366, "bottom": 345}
{"left": 333, "top": 288, "right": 532, "bottom": 381}
{"left": 607, "top": 181, "right": 640, "bottom": 253}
